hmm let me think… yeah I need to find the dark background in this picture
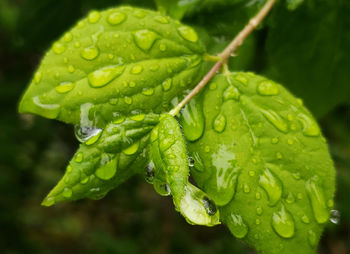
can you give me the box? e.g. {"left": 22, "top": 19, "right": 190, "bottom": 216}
{"left": 0, "top": 0, "right": 349, "bottom": 253}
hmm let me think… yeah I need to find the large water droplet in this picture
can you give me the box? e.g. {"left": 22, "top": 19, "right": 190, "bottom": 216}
{"left": 260, "top": 109, "right": 288, "bottom": 133}
{"left": 53, "top": 42, "right": 65, "bottom": 54}
{"left": 55, "top": 81, "right": 74, "bottom": 93}
{"left": 95, "top": 155, "right": 117, "bottom": 180}
{"left": 330, "top": 209, "right": 340, "bottom": 224}
{"left": 213, "top": 114, "right": 226, "bottom": 133}
{"left": 257, "top": 80, "right": 279, "bottom": 96}
{"left": 75, "top": 125, "right": 102, "bottom": 144}
{"left": 107, "top": 11, "right": 126, "bottom": 25}
{"left": 153, "top": 179, "right": 171, "bottom": 196}
{"left": 62, "top": 188, "right": 73, "bottom": 198}
{"left": 81, "top": 46, "right": 99, "bottom": 60}
{"left": 88, "top": 65, "right": 125, "bottom": 88}
{"left": 133, "top": 29, "right": 158, "bottom": 52}
{"left": 227, "top": 214, "right": 248, "bottom": 239}
{"left": 32, "top": 96, "right": 60, "bottom": 119}
{"left": 177, "top": 26, "right": 198, "bottom": 42}
{"left": 179, "top": 184, "right": 220, "bottom": 226}
{"left": 259, "top": 168, "right": 282, "bottom": 206}
{"left": 306, "top": 176, "right": 329, "bottom": 224}
{"left": 123, "top": 141, "right": 140, "bottom": 155}
{"left": 181, "top": 98, "right": 204, "bottom": 142}
{"left": 271, "top": 205, "right": 295, "bottom": 238}
{"left": 224, "top": 85, "right": 240, "bottom": 101}
{"left": 297, "top": 113, "right": 320, "bottom": 137}
{"left": 88, "top": 10, "right": 101, "bottom": 23}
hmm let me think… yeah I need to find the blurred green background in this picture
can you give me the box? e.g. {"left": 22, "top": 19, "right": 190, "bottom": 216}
{"left": 0, "top": 0, "right": 349, "bottom": 253}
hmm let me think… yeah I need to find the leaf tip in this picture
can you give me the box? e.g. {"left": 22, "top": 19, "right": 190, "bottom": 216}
{"left": 41, "top": 196, "right": 56, "bottom": 207}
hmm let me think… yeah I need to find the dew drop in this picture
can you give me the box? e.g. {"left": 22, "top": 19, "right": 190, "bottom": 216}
{"left": 124, "top": 96, "right": 133, "bottom": 105}
{"left": 271, "top": 205, "right": 295, "bottom": 238}
{"left": 224, "top": 85, "right": 240, "bottom": 101}
{"left": 34, "top": 72, "right": 42, "bottom": 84}
{"left": 162, "top": 78, "right": 172, "bottom": 91}
{"left": 107, "top": 11, "right": 126, "bottom": 25}
{"left": 88, "top": 65, "right": 125, "bottom": 88}
{"left": 243, "top": 184, "right": 250, "bottom": 193}
{"left": 235, "top": 74, "right": 248, "bottom": 85}
{"left": 271, "top": 137, "right": 279, "bottom": 144}
{"left": 154, "top": 15, "right": 169, "bottom": 24}
{"left": 55, "top": 81, "right": 74, "bottom": 93}
{"left": 133, "top": 29, "right": 158, "bottom": 52}
{"left": 62, "top": 188, "right": 73, "bottom": 198}
{"left": 257, "top": 80, "right": 279, "bottom": 96}
{"left": 249, "top": 170, "right": 255, "bottom": 176}
{"left": 285, "top": 192, "right": 295, "bottom": 204}
{"left": 68, "top": 65, "right": 75, "bottom": 73}
{"left": 256, "top": 207, "right": 263, "bottom": 215}
{"left": 150, "top": 64, "right": 160, "bottom": 71}
{"left": 95, "top": 156, "right": 117, "bottom": 180}
{"left": 88, "top": 10, "right": 101, "bottom": 23}
{"left": 53, "top": 42, "right": 65, "bottom": 54}
{"left": 259, "top": 168, "right": 282, "bottom": 206}
{"left": 301, "top": 215, "right": 310, "bottom": 224}
{"left": 181, "top": 98, "right": 205, "bottom": 142}
{"left": 177, "top": 26, "right": 198, "bottom": 43}
{"left": 255, "top": 192, "right": 261, "bottom": 200}
{"left": 153, "top": 179, "right": 171, "bottom": 196}
{"left": 159, "top": 43, "right": 167, "bottom": 52}
{"left": 77, "top": 21, "right": 85, "bottom": 28}
{"left": 227, "top": 214, "right": 248, "bottom": 239}
{"left": 297, "top": 113, "right": 320, "bottom": 137}
{"left": 213, "top": 114, "right": 226, "bottom": 133}
{"left": 130, "top": 65, "right": 143, "bottom": 74}
{"left": 260, "top": 109, "right": 289, "bottom": 133}
{"left": 42, "top": 197, "right": 55, "bottom": 206}
{"left": 74, "top": 125, "right": 102, "bottom": 143}
{"left": 75, "top": 152, "right": 83, "bottom": 163}
{"left": 256, "top": 218, "right": 261, "bottom": 225}
{"left": 80, "top": 177, "right": 89, "bottom": 185}
{"left": 188, "top": 157, "right": 195, "bottom": 167}
{"left": 306, "top": 176, "right": 329, "bottom": 224}
{"left": 123, "top": 141, "right": 139, "bottom": 155}
{"left": 130, "top": 114, "right": 145, "bottom": 121}
{"left": 81, "top": 46, "right": 99, "bottom": 60}
{"left": 202, "top": 196, "right": 217, "bottom": 216}
{"left": 133, "top": 9, "right": 145, "bottom": 18}
{"left": 330, "top": 210, "right": 340, "bottom": 224}
{"left": 142, "top": 87, "right": 154, "bottom": 96}
{"left": 63, "top": 32, "right": 73, "bottom": 42}
{"left": 209, "top": 83, "right": 217, "bottom": 90}
{"left": 145, "top": 163, "right": 154, "bottom": 183}
{"left": 308, "top": 230, "right": 317, "bottom": 247}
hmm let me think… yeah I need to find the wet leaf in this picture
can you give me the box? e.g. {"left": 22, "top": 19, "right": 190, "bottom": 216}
{"left": 149, "top": 114, "right": 220, "bottom": 226}
{"left": 185, "top": 72, "right": 336, "bottom": 253}
{"left": 19, "top": 6, "right": 206, "bottom": 128}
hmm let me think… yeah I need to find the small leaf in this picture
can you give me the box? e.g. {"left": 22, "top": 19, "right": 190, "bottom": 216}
{"left": 149, "top": 114, "right": 220, "bottom": 226}
{"left": 42, "top": 113, "right": 160, "bottom": 205}
{"left": 19, "top": 6, "right": 206, "bottom": 128}
{"left": 185, "top": 72, "right": 335, "bottom": 253}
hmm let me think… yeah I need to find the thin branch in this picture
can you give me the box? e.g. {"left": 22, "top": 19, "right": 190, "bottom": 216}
{"left": 169, "top": 0, "right": 276, "bottom": 116}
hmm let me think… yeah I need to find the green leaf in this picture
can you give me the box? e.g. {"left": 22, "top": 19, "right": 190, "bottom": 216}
{"left": 19, "top": 6, "right": 206, "bottom": 128}
{"left": 42, "top": 113, "right": 160, "bottom": 206}
{"left": 183, "top": 72, "right": 335, "bottom": 253}
{"left": 264, "top": 0, "right": 350, "bottom": 117}
{"left": 149, "top": 114, "right": 220, "bottom": 226}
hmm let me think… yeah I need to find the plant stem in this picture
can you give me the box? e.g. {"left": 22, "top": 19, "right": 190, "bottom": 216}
{"left": 169, "top": 0, "right": 276, "bottom": 116}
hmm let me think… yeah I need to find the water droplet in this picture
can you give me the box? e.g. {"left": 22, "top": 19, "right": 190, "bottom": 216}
{"left": 271, "top": 205, "right": 295, "bottom": 238}
{"left": 34, "top": 72, "right": 42, "bottom": 84}
{"left": 75, "top": 152, "right": 83, "bottom": 162}
{"left": 153, "top": 179, "right": 171, "bottom": 196}
{"left": 259, "top": 168, "right": 282, "bottom": 206}
{"left": 257, "top": 80, "right": 279, "bottom": 96}
{"left": 177, "top": 26, "right": 198, "bottom": 42}
{"left": 96, "top": 156, "right": 117, "bottom": 180}
{"left": 202, "top": 196, "right": 217, "bottom": 216}
{"left": 142, "top": 87, "right": 154, "bottom": 96}
{"left": 81, "top": 46, "right": 99, "bottom": 60}
{"left": 209, "top": 82, "right": 217, "bottom": 90}
{"left": 243, "top": 184, "right": 250, "bottom": 193}
{"left": 162, "top": 78, "right": 172, "bottom": 91}
{"left": 154, "top": 15, "right": 169, "bottom": 24}
{"left": 188, "top": 157, "right": 195, "bottom": 167}
{"left": 130, "top": 65, "right": 143, "bottom": 74}
{"left": 159, "top": 43, "right": 167, "bottom": 52}
{"left": 74, "top": 42, "right": 81, "bottom": 48}
{"left": 85, "top": 131, "right": 102, "bottom": 145}
{"left": 145, "top": 163, "right": 154, "bottom": 183}
{"left": 66, "top": 165, "right": 72, "bottom": 173}
{"left": 327, "top": 199, "right": 334, "bottom": 208}
{"left": 204, "top": 145, "right": 210, "bottom": 153}
{"left": 255, "top": 218, "right": 261, "bottom": 225}
{"left": 227, "top": 214, "right": 248, "bottom": 239}
{"left": 330, "top": 210, "right": 340, "bottom": 224}
{"left": 297, "top": 98, "right": 303, "bottom": 106}
{"left": 55, "top": 81, "right": 74, "bottom": 93}
{"left": 256, "top": 207, "right": 263, "bottom": 215}
{"left": 80, "top": 177, "right": 89, "bottom": 185}
{"left": 286, "top": 192, "right": 295, "bottom": 204}
{"left": 213, "top": 114, "right": 226, "bottom": 133}
{"left": 287, "top": 139, "right": 294, "bottom": 145}
{"left": 301, "top": 215, "right": 310, "bottom": 224}
{"left": 287, "top": 114, "right": 294, "bottom": 121}
{"left": 42, "top": 197, "right": 55, "bottom": 206}
{"left": 32, "top": 96, "right": 60, "bottom": 119}
{"left": 88, "top": 10, "right": 101, "bottom": 23}
{"left": 181, "top": 98, "right": 205, "bottom": 142}
{"left": 260, "top": 109, "right": 288, "bottom": 133}
{"left": 297, "top": 113, "right": 320, "bottom": 137}
{"left": 276, "top": 152, "right": 283, "bottom": 159}
{"left": 130, "top": 114, "right": 145, "bottom": 121}
{"left": 133, "top": 9, "right": 145, "bottom": 18}
{"left": 124, "top": 96, "right": 133, "bottom": 105}
{"left": 63, "top": 32, "right": 73, "bottom": 42}
{"left": 293, "top": 172, "right": 301, "bottom": 180}
{"left": 255, "top": 192, "right": 261, "bottom": 200}
{"left": 53, "top": 42, "right": 65, "bottom": 54}
{"left": 234, "top": 74, "right": 248, "bottom": 85}
{"left": 297, "top": 193, "right": 303, "bottom": 200}
{"left": 107, "top": 11, "right": 126, "bottom": 25}
{"left": 249, "top": 170, "right": 255, "bottom": 176}
{"left": 271, "top": 137, "right": 279, "bottom": 144}
{"left": 306, "top": 176, "right": 329, "bottom": 224}
{"left": 88, "top": 65, "right": 125, "bottom": 88}
{"left": 150, "top": 64, "right": 160, "bottom": 71}
{"left": 224, "top": 85, "right": 240, "bottom": 101}
{"left": 123, "top": 141, "right": 139, "bottom": 155}
{"left": 75, "top": 125, "right": 102, "bottom": 143}
{"left": 77, "top": 21, "right": 85, "bottom": 28}
{"left": 308, "top": 230, "right": 317, "bottom": 247}
{"left": 133, "top": 29, "right": 158, "bottom": 52}
{"left": 68, "top": 65, "right": 75, "bottom": 73}
{"left": 62, "top": 188, "right": 73, "bottom": 198}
